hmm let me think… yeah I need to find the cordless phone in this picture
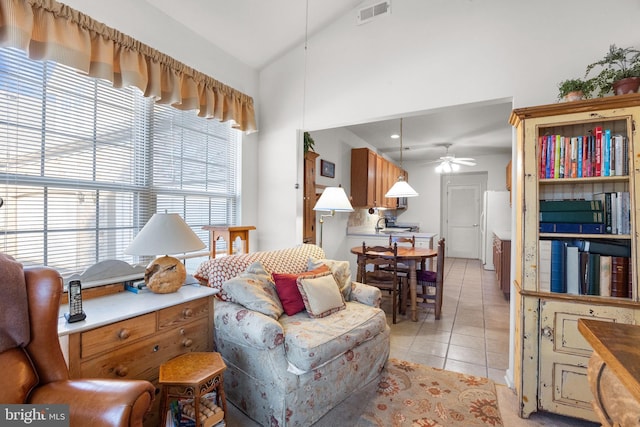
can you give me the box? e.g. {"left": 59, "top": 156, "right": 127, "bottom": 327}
{"left": 65, "top": 279, "right": 86, "bottom": 323}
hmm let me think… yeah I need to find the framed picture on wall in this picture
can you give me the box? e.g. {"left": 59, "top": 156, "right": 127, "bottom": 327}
{"left": 320, "top": 160, "right": 335, "bottom": 178}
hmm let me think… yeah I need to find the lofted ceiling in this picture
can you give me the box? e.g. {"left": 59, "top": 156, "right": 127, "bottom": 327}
{"left": 144, "top": 0, "right": 513, "bottom": 163}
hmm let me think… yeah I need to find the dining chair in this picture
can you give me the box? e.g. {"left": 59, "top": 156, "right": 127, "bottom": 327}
{"left": 359, "top": 242, "right": 402, "bottom": 324}
{"left": 411, "top": 237, "right": 445, "bottom": 319}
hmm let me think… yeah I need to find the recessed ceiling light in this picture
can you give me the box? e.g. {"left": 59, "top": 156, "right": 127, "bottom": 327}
{"left": 390, "top": 133, "right": 400, "bottom": 139}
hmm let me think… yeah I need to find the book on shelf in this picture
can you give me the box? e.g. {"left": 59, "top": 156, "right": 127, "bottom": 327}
{"left": 593, "top": 192, "right": 614, "bottom": 234}
{"left": 566, "top": 245, "right": 580, "bottom": 295}
{"left": 539, "top": 210, "right": 603, "bottom": 224}
{"left": 617, "top": 191, "right": 630, "bottom": 234}
{"left": 599, "top": 255, "right": 612, "bottom": 297}
{"left": 594, "top": 126, "right": 602, "bottom": 177}
{"left": 603, "top": 128, "right": 611, "bottom": 177}
{"left": 610, "top": 256, "right": 630, "bottom": 298}
{"left": 550, "top": 240, "right": 566, "bottom": 293}
{"left": 539, "top": 222, "right": 605, "bottom": 234}
{"left": 539, "top": 199, "right": 602, "bottom": 212}
{"left": 586, "top": 252, "right": 601, "bottom": 296}
{"left": 539, "top": 240, "right": 552, "bottom": 292}
{"left": 574, "top": 239, "right": 631, "bottom": 257}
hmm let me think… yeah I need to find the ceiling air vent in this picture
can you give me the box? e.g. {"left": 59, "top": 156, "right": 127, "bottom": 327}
{"left": 356, "top": 1, "right": 391, "bottom": 25}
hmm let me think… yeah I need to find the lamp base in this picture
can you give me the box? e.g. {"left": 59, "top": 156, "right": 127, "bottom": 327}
{"left": 144, "top": 255, "right": 186, "bottom": 293}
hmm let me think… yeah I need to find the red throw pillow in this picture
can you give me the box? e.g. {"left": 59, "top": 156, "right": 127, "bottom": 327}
{"left": 272, "top": 265, "right": 330, "bottom": 316}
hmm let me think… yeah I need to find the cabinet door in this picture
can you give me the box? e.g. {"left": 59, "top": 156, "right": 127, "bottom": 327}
{"left": 538, "top": 299, "right": 635, "bottom": 421}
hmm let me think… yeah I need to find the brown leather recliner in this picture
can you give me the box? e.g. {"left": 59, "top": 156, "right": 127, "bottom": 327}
{"left": 0, "top": 266, "right": 156, "bottom": 426}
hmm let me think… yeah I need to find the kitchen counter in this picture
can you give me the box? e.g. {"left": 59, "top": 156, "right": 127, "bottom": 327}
{"left": 347, "top": 226, "right": 437, "bottom": 241}
{"left": 493, "top": 229, "right": 511, "bottom": 241}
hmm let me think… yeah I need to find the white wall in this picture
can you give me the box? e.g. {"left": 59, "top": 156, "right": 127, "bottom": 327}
{"left": 258, "top": 0, "right": 640, "bottom": 250}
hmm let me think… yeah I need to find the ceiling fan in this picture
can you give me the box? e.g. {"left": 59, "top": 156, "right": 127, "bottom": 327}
{"left": 429, "top": 143, "right": 477, "bottom": 173}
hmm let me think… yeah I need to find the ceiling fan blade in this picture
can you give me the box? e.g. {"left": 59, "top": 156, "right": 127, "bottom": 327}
{"left": 452, "top": 159, "right": 476, "bottom": 166}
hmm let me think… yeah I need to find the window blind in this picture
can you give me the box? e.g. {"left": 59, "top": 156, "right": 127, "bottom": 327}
{"left": 0, "top": 48, "right": 239, "bottom": 276}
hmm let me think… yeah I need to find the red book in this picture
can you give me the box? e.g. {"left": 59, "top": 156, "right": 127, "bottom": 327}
{"left": 610, "top": 256, "right": 629, "bottom": 298}
{"left": 549, "top": 135, "right": 556, "bottom": 178}
{"left": 594, "top": 126, "right": 603, "bottom": 177}
{"left": 582, "top": 135, "right": 589, "bottom": 177}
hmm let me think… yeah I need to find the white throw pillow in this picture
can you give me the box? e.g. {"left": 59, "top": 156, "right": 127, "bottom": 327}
{"left": 296, "top": 270, "right": 346, "bottom": 318}
{"left": 307, "top": 257, "right": 352, "bottom": 301}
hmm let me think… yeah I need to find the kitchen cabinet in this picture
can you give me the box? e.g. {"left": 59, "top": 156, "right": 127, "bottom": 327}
{"left": 492, "top": 233, "right": 510, "bottom": 298}
{"left": 303, "top": 151, "right": 320, "bottom": 243}
{"left": 351, "top": 148, "right": 407, "bottom": 208}
{"left": 510, "top": 95, "right": 640, "bottom": 422}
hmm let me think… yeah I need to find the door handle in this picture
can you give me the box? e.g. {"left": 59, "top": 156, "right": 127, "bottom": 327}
{"left": 541, "top": 326, "right": 554, "bottom": 341}
{"left": 472, "top": 224, "right": 479, "bottom": 227}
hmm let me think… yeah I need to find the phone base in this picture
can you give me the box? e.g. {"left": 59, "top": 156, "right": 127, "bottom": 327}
{"left": 65, "top": 311, "right": 86, "bottom": 323}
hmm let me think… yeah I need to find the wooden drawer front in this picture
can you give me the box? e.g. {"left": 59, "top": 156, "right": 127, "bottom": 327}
{"left": 81, "top": 312, "right": 156, "bottom": 358}
{"left": 158, "top": 298, "right": 210, "bottom": 330}
{"left": 79, "top": 318, "right": 210, "bottom": 381}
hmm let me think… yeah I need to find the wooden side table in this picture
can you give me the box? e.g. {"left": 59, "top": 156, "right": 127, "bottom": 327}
{"left": 159, "top": 352, "right": 227, "bottom": 427}
{"left": 203, "top": 225, "right": 256, "bottom": 257}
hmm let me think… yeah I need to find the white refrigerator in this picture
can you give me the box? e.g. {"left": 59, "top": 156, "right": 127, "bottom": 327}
{"left": 481, "top": 190, "right": 512, "bottom": 270}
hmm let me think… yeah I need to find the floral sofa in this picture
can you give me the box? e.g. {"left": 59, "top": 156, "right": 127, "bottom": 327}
{"left": 194, "top": 244, "right": 390, "bottom": 426}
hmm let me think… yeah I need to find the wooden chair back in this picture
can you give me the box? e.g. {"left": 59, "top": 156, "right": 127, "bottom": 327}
{"left": 359, "top": 242, "right": 402, "bottom": 323}
{"left": 413, "top": 237, "right": 445, "bottom": 319}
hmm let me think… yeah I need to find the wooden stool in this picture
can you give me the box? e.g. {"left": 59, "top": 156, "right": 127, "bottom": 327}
{"left": 203, "top": 225, "right": 256, "bottom": 257}
{"left": 159, "top": 352, "right": 227, "bottom": 427}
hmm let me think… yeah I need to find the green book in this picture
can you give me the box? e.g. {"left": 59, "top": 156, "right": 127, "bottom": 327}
{"left": 539, "top": 199, "right": 603, "bottom": 212}
{"left": 539, "top": 210, "right": 604, "bottom": 224}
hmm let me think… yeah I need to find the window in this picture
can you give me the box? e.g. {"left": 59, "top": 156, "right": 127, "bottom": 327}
{"left": 0, "top": 48, "right": 240, "bottom": 276}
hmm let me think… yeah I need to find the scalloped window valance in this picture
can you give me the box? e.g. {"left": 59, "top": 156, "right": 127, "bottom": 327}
{"left": 0, "top": 0, "right": 257, "bottom": 132}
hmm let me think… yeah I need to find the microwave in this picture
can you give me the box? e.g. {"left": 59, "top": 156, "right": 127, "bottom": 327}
{"left": 397, "top": 197, "right": 407, "bottom": 209}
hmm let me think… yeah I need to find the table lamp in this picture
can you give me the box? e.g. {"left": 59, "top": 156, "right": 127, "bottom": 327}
{"left": 124, "top": 212, "right": 206, "bottom": 293}
{"left": 313, "top": 186, "right": 354, "bottom": 248}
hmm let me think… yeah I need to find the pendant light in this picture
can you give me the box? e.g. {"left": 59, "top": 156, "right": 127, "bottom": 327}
{"left": 385, "top": 118, "right": 419, "bottom": 198}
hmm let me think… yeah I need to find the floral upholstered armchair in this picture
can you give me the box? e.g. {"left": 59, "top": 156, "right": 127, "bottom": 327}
{"left": 195, "top": 244, "right": 390, "bottom": 426}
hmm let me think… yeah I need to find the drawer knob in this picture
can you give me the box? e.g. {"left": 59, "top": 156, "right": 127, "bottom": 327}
{"left": 114, "top": 365, "right": 129, "bottom": 377}
{"left": 182, "top": 338, "right": 193, "bottom": 347}
{"left": 118, "top": 329, "right": 131, "bottom": 340}
{"left": 183, "top": 308, "right": 194, "bottom": 318}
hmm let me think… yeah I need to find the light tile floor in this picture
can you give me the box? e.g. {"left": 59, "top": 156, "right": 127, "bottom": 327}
{"left": 225, "top": 257, "right": 599, "bottom": 426}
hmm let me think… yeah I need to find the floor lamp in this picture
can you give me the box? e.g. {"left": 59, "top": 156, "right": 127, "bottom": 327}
{"left": 313, "top": 187, "right": 354, "bottom": 248}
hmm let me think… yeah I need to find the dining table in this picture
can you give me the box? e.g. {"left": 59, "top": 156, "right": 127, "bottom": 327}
{"left": 350, "top": 245, "right": 437, "bottom": 322}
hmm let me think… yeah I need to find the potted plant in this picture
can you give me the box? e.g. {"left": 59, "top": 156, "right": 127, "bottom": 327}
{"left": 557, "top": 78, "right": 593, "bottom": 101}
{"left": 303, "top": 131, "right": 315, "bottom": 153}
{"left": 584, "top": 44, "right": 640, "bottom": 97}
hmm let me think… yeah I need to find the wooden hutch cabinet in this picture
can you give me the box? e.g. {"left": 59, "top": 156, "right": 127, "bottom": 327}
{"left": 510, "top": 94, "right": 640, "bottom": 422}
{"left": 303, "top": 151, "right": 320, "bottom": 244}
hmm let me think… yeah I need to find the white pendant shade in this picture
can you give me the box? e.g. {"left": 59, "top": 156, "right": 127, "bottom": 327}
{"left": 313, "top": 187, "right": 354, "bottom": 212}
{"left": 385, "top": 117, "right": 419, "bottom": 198}
{"left": 124, "top": 213, "right": 206, "bottom": 256}
{"left": 385, "top": 176, "right": 419, "bottom": 198}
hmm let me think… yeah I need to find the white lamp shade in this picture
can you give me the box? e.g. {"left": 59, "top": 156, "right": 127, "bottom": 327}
{"left": 124, "top": 213, "right": 206, "bottom": 256}
{"left": 313, "top": 187, "right": 354, "bottom": 212}
{"left": 385, "top": 176, "right": 419, "bottom": 198}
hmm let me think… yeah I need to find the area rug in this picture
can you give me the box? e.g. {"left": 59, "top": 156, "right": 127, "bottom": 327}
{"left": 314, "top": 358, "right": 503, "bottom": 427}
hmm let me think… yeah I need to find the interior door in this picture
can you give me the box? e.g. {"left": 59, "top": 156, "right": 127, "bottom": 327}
{"left": 441, "top": 172, "right": 486, "bottom": 259}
